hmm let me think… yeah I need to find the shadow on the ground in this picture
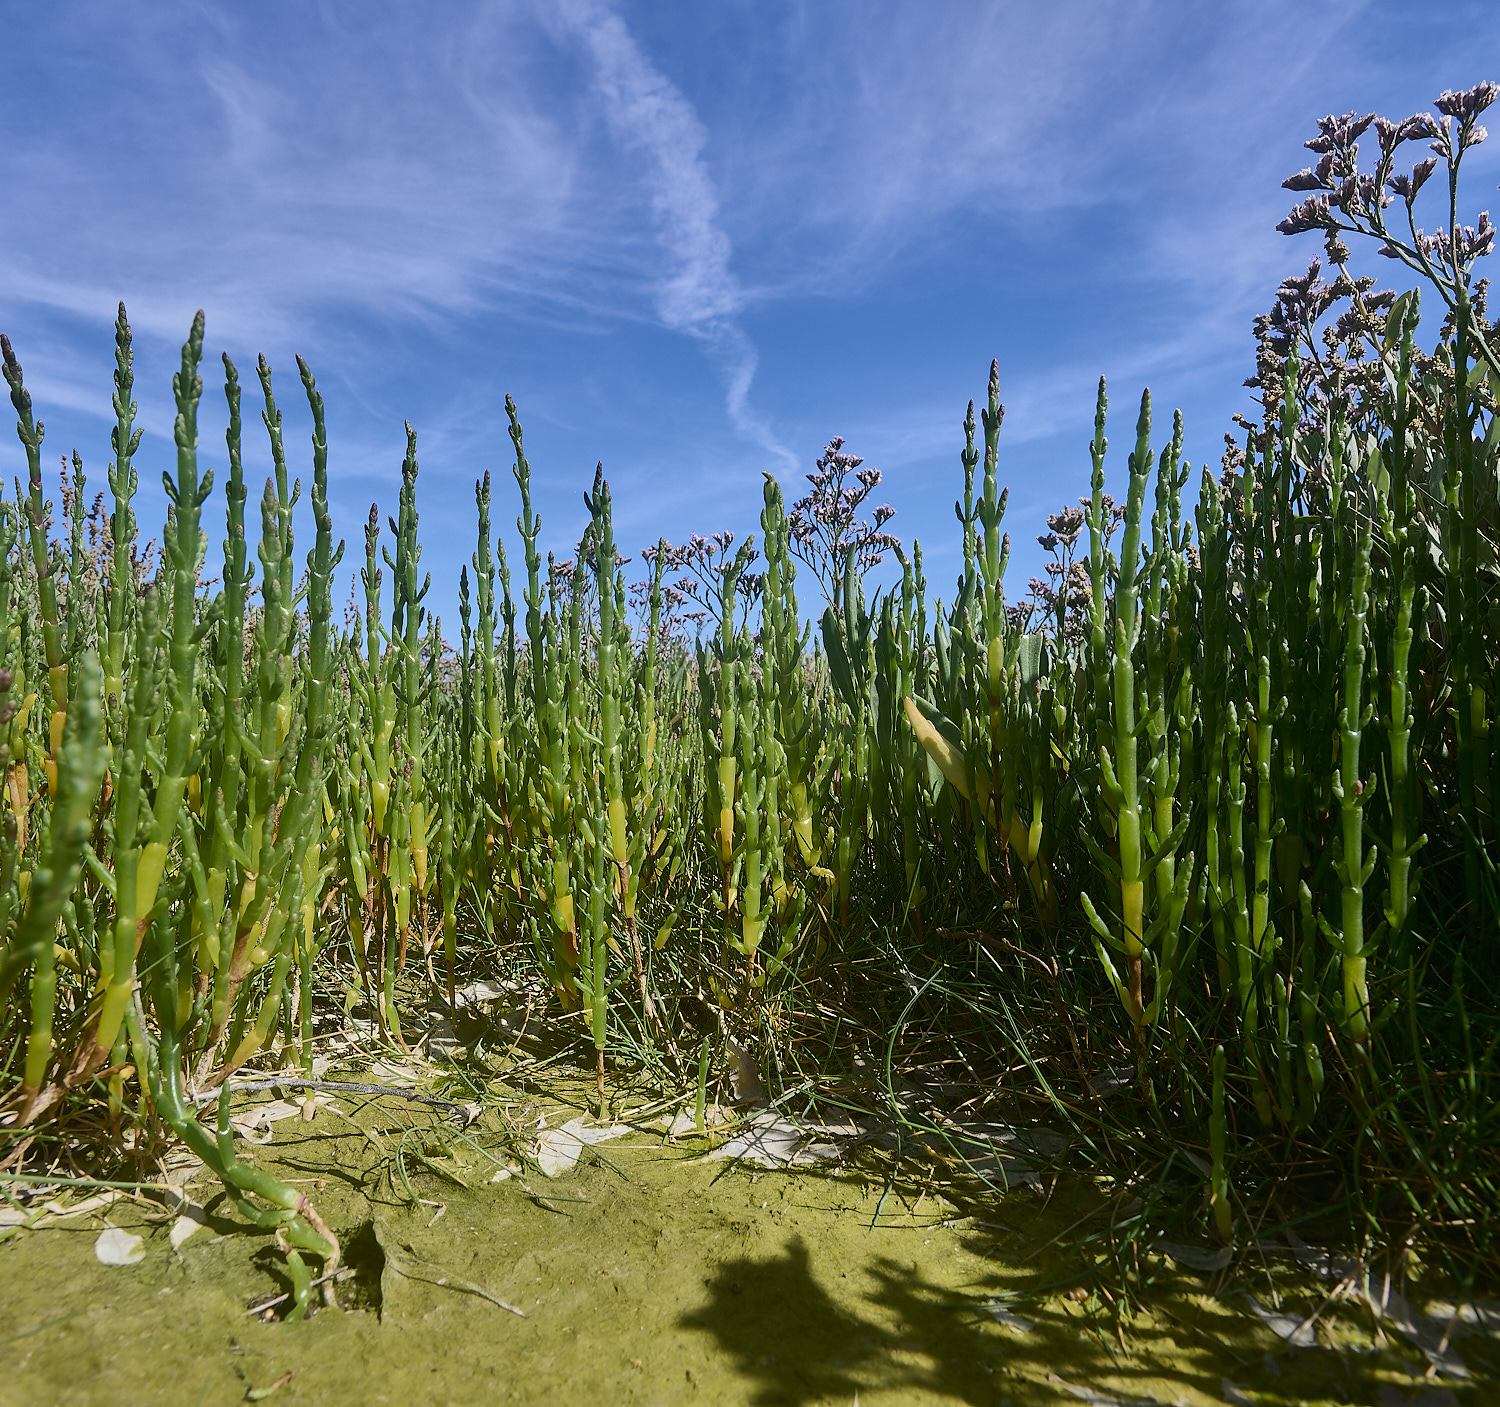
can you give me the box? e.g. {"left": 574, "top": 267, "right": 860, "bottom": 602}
{"left": 677, "top": 1229, "right": 1106, "bottom": 1405}
{"left": 675, "top": 1221, "right": 1454, "bottom": 1406}
{"left": 679, "top": 1237, "right": 877, "bottom": 1403}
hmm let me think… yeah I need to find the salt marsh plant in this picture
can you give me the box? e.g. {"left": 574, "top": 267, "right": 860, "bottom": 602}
{"left": 2, "top": 79, "right": 1499, "bottom": 1306}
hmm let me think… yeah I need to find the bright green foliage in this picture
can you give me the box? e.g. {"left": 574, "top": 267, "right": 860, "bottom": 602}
{"left": 3, "top": 81, "right": 1500, "bottom": 1289}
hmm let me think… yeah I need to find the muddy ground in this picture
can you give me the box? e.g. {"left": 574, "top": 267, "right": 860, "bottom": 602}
{"left": 1, "top": 1068, "right": 1493, "bottom": 1407}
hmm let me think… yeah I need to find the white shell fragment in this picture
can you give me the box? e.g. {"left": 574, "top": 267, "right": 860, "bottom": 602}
{"left": 370, "top": 1060, "right": 421, "bottom": 1085}
{"left": 663, "top": 1103, "right": 729, "bottom": 1136}
{"left": 454, "top": 980, "right": 522, "bottom": 1008}
{"left": 228, "top": 1094, "right": 334, "bottom": 1143}
{"left": 1157, "top": 1240, "right": 1233, "bottom": 1273}
{"left": 169, "top": 1204, "right": 208, "bottom": 1250}
{"left": 706, "top": 1111, "right": 849, "bottom": 1168}
{"left": 1242, "top": 1294, "right": 1317, "bottom": 1347}
{"left": 535, "top": 1118, "right": 632, "bottom": 1177}
{"left": 724, "top": 1037, "right": 768, "bottom": 1104}
{"left": 1046, "top": 1374, "right": 1161, "bottom": 1406}
{"left": 986, "top": 1306, "right": 1034, "bottom": 1334}
{"left": 94, "top": 1227, "right": 146, "bottom": 1265}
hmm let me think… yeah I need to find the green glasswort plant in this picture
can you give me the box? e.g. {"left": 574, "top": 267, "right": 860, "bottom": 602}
{"left": 1, "top": 79, "right": 1498, "bottom": 1313}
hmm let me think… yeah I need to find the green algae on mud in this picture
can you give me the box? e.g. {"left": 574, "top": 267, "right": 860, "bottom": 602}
{"left": 0, "top": 1089, "right": 1491, "bottom": 1406}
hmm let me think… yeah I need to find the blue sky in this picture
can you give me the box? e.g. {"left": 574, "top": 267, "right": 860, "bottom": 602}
{"left": 1, "top": 1, "right": 1496, "bottom": 633}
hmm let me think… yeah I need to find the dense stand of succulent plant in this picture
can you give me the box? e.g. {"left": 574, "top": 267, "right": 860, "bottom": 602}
{"left": 2, "top": 82, "right": 1497, "bottom": 1308}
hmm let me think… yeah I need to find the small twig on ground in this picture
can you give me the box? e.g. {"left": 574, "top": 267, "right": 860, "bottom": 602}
{"left": 192, "top": 1079, "right": 469, "bottom": 1116}
{"left": 381, "top": 1247, "right": 527, "bottom": 1317}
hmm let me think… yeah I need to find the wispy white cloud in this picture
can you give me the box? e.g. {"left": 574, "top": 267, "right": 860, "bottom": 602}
{"left": 1, "top": 5, "right": 598, "bottom": 348}
{"left": 552, "top": 0, "right": 796, "bottom": 466}
{"left": 0, "top": 1, "right": 802, "bottom": 474}
{"left": 2, "top": 0, "right": 1497, "bottom": 614}
{"left": 684, "top": 0, "right": 1380, "bottom": 308}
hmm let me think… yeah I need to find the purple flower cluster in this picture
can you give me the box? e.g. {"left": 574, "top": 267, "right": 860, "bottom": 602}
{"left": 1392, "top": 213, "right": 1497, "bottom": 266}
{"left": 622, "top": 437, "right": 904, "bottom": 638}
{"left": 786, "top": 437, "right": 901, "bottom": 607}
{"left": 1249, "top": 83, "right": 1500, "bottom": 441}
{"left": 1017, "top": 499, "right": 1120, "bottom": 642}
{"left": 1274, "top": 83, "right": 1496, "bottom": 282}
{"left": 629, "top": 531, "right": 751, "bottom": 640}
